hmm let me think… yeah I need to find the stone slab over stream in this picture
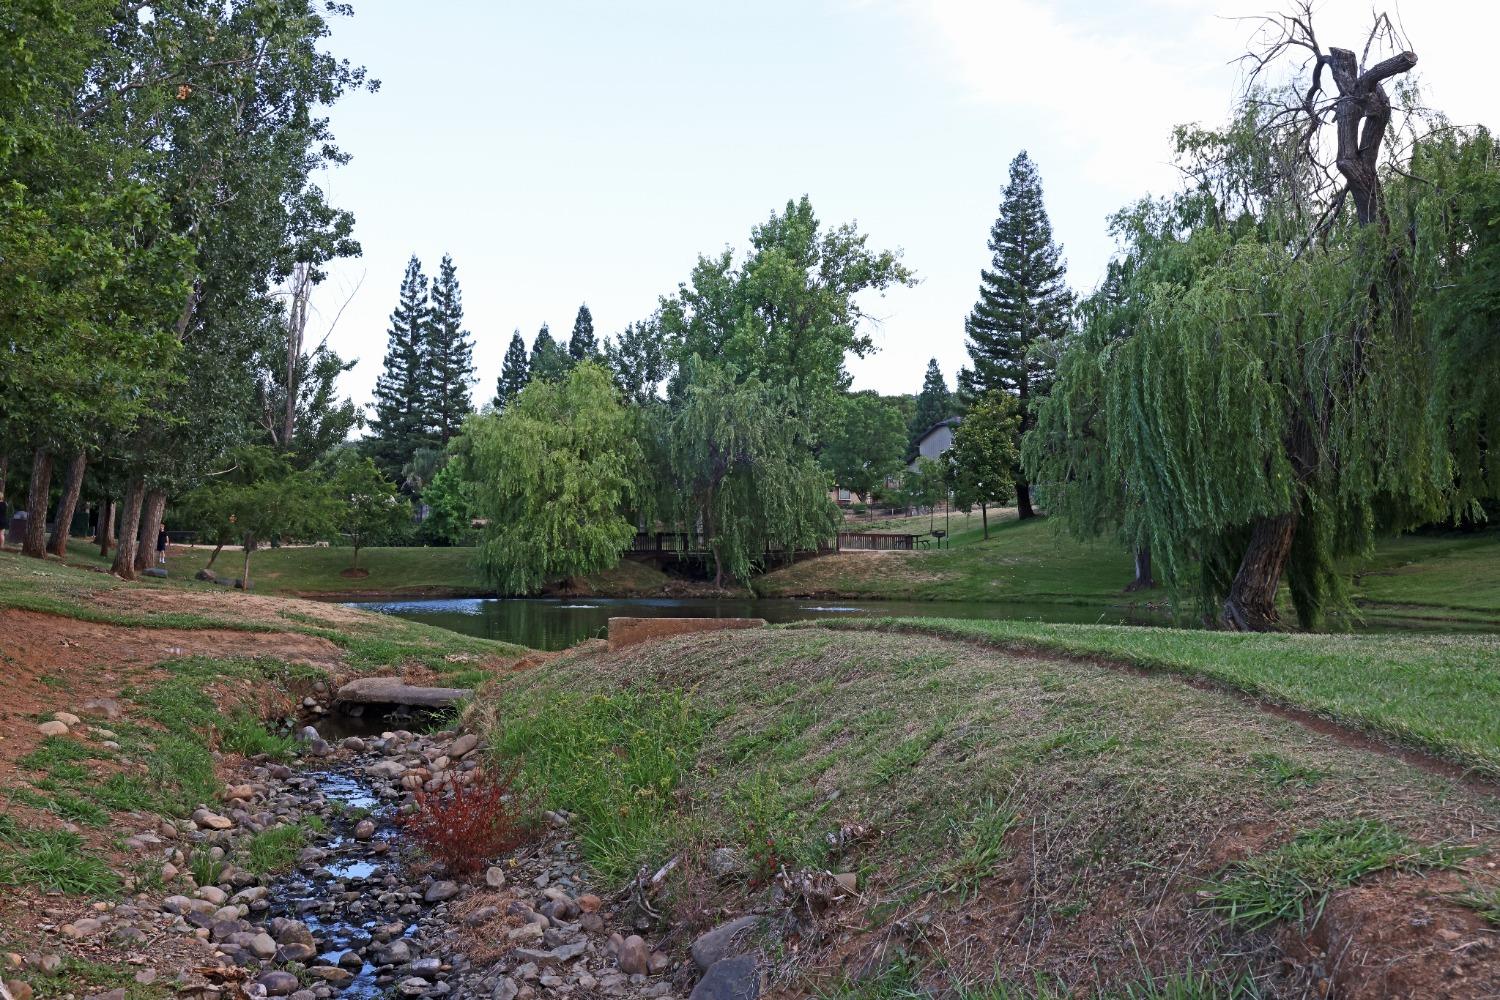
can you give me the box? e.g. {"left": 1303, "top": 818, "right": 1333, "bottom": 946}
{"left": 334, "top": 677, "right": 472, "bottom": 710}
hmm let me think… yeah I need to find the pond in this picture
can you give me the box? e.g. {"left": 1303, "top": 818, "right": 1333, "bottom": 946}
{"left": 346, "top": 596, "right": 1178, "bottom": 651}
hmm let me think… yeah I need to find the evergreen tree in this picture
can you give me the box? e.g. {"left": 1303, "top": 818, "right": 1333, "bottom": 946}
{"left": 568, "top": 303, "right": 599, "bottom": 361}
{"left": 908, "top": 358, "right": 954, "bottom": 452}
{"left": 494, "top": 329, "right": 531, "bottom": 411}
{"left": 425, "top": 254, "right": 476, "bottom": 443}
{"left": 368, "top": 256, "right": 434, "bottom": 478}
{"left": 528, "top": 323, "right": 570, "bottom": 383}
{"left": 965, "top": 151, "right": 1073, "bottom": 519}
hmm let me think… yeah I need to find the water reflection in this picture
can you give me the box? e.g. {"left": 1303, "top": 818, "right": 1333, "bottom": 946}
{"left": 347, "top": 596, "right": 1176, "bottom": 651}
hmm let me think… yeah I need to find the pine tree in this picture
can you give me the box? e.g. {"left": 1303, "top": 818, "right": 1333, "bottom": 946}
{"left": 964, "top": 150, "right": 1073, "bottom": 518}
{"left": 368, "top": 255, "right": 433, "bottom": 478}
{"left": 567, "top": 303, "right": 598, "bottom": 362}
{"left": 528, "top": 323, "right": 570, "bottom": 383}
{"left": 494, "top": 329, "right": 531, "bottom": 410}
{"left": 425, "top": 254, "right": 476, "bottom": 443}
{"left": 908, "top": 358, "right": 954, "bottom": 451}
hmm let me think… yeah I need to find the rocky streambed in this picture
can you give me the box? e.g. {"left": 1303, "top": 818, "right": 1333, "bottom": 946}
{"left": 9, "top": 716, "right": 774, "bottom": 1000}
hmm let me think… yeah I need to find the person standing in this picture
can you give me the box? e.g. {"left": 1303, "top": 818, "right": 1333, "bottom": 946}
{"left": 156, "top": 523, "right": 169, "bottom": 566}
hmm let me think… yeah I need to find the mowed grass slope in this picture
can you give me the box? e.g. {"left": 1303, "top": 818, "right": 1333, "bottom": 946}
{"left": 480, "top": 626, "right": 1500, "bottom": 996}
{"left": 758, "top": 511, "right": 1137, "bottom": 604}
{"left": 802, "top": 618, "right": 1500, "bottom": 776}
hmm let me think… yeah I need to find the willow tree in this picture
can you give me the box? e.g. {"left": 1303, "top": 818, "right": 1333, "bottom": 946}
{"left": 466, "top": 363, "right": 641, "bottom": 594}
{"left": 666, "top": 363, "right": 837, "bottom": 587}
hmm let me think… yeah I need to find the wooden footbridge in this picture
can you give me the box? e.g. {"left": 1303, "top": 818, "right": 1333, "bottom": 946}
{"left": 623, "top": 530, "right": 924, "bottom": 567}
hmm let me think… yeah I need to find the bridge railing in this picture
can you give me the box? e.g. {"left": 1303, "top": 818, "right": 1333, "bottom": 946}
{"left": 837, "top": 532, "right": 917, "bottom": 551}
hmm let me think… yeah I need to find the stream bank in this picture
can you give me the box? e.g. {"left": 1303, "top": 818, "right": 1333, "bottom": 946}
{"left": 141, "top": 718, "right": 697, "bottom": 1000}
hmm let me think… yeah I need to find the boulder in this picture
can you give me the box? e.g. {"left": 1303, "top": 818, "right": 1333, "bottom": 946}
{"left": 691, "top": 916, "right": 763, "bottom": 972}
{"left": 690, "top": 957, "right": 760, "bottom": 1000}
{"left": 607, "top": 617, "right": 764, "bottom": 651}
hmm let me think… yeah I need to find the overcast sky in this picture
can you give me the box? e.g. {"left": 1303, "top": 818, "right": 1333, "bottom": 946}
{"left": 306, "top": 0, "right": 1497, "bottom": 414}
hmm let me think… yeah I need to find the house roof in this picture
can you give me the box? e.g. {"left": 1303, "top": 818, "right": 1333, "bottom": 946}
{"left": 914, "top": 416, "right": 960, "bottom": 444}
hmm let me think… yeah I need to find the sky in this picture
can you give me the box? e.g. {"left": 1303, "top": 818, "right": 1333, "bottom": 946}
{"left": 306, "top": 0, "right": 1498, "bottom": 415}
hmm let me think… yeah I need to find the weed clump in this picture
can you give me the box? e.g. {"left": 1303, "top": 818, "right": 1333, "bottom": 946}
{"left": 1205, "top": 819, "right": 1476, "bottom": 928}
{"left": 401, "top": 765, "right": 534, "bottom": 876}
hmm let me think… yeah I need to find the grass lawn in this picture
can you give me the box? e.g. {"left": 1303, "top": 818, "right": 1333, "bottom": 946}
{"left": 478, "top": 625, "right": 1500, "bottom": 995}
{"left": 801, "top": 617, "right": 1500, "bottom": 776}
{"left": 58, "top": 541, "right": 673, "bottom": 600}
{"left": 759, "top": 511, "right": 1145, "bottom": 604}
{"left": 1349, "top": 529, "right": 1500, "bottom": 625}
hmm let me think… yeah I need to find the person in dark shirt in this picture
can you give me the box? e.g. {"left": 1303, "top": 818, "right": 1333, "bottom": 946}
{"left": 157, "top": 523, "right": 169, "bottom": 565}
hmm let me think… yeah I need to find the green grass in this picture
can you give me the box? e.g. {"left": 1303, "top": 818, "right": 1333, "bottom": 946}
{"left": 802, "top": 618, "right": 1500, "bottom": 776}
{"left": 758, "top": 513, "right": 1137, "bottom": 605}
{"left": 1453, "top": 882, "right": 1500, "bottom": 925}
{"left": 485, "top": 688, "right": 710, "bottom": 883}
{"left": 818, "top": 954, "right": 1261, "bottom": 1000}
{"left": 1204, "top": 819, "right": 1476, "bottom": 928}
{"left": 1349, "top": 529, "right": 1500, "bottom": 625}
{"left": 24, "top": 954, "right": 170, "bottom": 999}
{"left": 243, "top": 822, "right": 312, "bottom": 876}
{"left": 0, "top": 821, "right": 122, "bottom": 897}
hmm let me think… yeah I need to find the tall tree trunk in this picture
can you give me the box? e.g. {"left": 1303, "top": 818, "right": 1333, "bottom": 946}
{"left": 1015, "top": 481, "right": 1036, "bottom": 520}
{"left": 241, "top": 533, "right": 255, "bottom": 589}
{"left": 1220, "top": 513, "right": 1297, "bottom": 631}
{"left": 23, "top": 449, "right": 53, "bottom": 558}
{"left": 0, "top": 452, "right": 8, "bottom": 501}
{"left": 98, "top": 498, "right": 116, "bottom": 555}
{"left": 134, "top": 489, "right": 166, "bottom": 572}
{"left": 47, "top": 453, "right": 87, "bottom": 557}
{"left": 981, "top": 502, "right": 989, "bottom": 539}
{"left": 1125, "top": 546, "right": 1155, "bottom": 592}
{"left": 111, "top": 477, "right": 145, "bottom": 579}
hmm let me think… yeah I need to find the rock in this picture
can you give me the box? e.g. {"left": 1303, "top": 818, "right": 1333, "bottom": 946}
{"left": 707, "top": 847, "right": 747, "bottom": 880}
{"left": 142, "top": 567, "right": 168, "bottom": 578}
{"left": 577, "top": 893, "right": 601, "bottom": 913}
{"left": 834, "top": 872, "right": 858, "bottom": 894}
{"left": 53, "top": 711, "right": 81, "bottom": 727}
{"left": 274, "top": 943, "right": 317, "bottom": 963}
{"left": 37, "top": 720, "right": 70, "bottom": 737}
{"left": 493, "top": 978, "right": 519, "bottom": 1000}
{"left": 248, "top": 932, "right": 277, "bottom": 959}
{"left": 425, "top": 879, "right": 460, "bottom": 902}
{"left": 449, "top": 733, "right": 480, "bottom": 758}
{"left": 691, "top": 916, "right": 762, "bottom": 972}
{"left": 341, "top": 737, "right": 367, "bottom": 752}
{"left": 134, "top": 969, "right": 157, "bottom": 985}
{"left": 79, "top": 697, "right": 122, "bottom": 720}
{"left": 617, "top": 934, "right": 651, "bottom": 976}
{"left": 507, "top": 923, "right": 544, "bottom": 944}
{"left": 648, "top": 951, "right": 671, "bottom": 974}
{"left": 690, "top": 957, "right": 760, "bottom": 1000}
{"left": 485, "top": 866, "right": 506, "bottom": 889}
{"left": 272, "top": 919, "right": 315, "bottom": 945}
{"left": 196, "top": 886, "right": 228, "bottom": 905}
{"left": 257, "top": 970, "right": 300, "bottom": 996}
{"left": 223, "top": 783, "right": 255, "bottom": 801}
{"left": 38, "top": 955, "right": 63, "bottom": 974}
{"left": 398, "top": 978, "right": 430, "bottom": 996}
{"left": 353, "top": 819, "right": 376, "bottom": 840}
{"left": 308, "top": 967, "right": 353, "bottom": 985}
{"left": 191, "top": 808, "right": 233, "bottom": 831}
{"left": 365, "top": 760, "right": 406, "bottom": 779}
{"left": 84, "top": 990, "right": 126, "bottom": 1000}
{"left": 3, "top": 981, "right": 33, "bottom": 1000}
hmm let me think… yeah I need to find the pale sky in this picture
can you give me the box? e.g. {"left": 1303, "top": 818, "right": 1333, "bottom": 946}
{"left": 305, "top": 1, "right": 1498, "bottom": 415}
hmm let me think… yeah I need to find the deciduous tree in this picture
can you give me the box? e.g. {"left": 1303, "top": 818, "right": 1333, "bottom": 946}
{"left": 466, "top": 363, "right": 641, "bottom": 594}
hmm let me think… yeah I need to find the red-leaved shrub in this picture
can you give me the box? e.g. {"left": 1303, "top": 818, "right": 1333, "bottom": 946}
{"left": 399, "top": 763, "right": 534, "bottom": 876}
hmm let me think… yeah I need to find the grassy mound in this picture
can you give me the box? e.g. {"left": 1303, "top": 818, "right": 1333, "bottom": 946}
{"left": 478, "top": 625, "right": 1500, "bottom": 996}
